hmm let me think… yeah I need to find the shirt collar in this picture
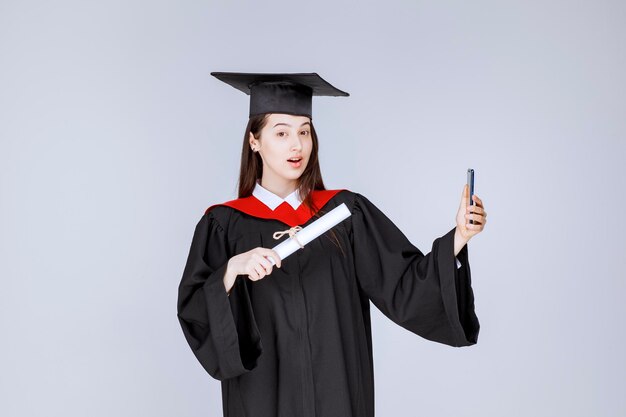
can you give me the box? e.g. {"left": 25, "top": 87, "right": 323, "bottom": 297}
{"left": 252, "top": 180, "right": 303, "bottom": 211}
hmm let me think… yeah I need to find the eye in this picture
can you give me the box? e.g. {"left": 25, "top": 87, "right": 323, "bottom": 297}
{"left": 277, "top": 132, "right": 287, "bottom": 137}
{"left": 300, "top": 130, "right": 310, "bottom": 136}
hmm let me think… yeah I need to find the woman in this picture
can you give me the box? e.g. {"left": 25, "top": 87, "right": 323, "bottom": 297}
{"left": 177, "top": 72, "right": 487, "bottom": 417}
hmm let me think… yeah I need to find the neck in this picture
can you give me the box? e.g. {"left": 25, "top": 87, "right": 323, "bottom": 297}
{"left": 259, "top": 174, "right": 298, "bottom": 199}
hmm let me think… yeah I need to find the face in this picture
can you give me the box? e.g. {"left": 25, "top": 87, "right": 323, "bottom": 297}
{"left": 250, "top": 113, "right": 313, "bottom": 183}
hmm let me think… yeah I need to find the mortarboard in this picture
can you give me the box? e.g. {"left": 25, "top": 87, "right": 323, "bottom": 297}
{"left": 210, "top": 72, "right": 349, "bottom": 119}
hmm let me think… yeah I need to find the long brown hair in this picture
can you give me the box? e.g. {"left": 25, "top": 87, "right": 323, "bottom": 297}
{"left": 237, "top": 113, "right": 345, "bottom": 256}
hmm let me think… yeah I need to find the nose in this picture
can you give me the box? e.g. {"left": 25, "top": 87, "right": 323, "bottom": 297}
{"left": 290, "top": 133, "right": 302, "bottom": 151}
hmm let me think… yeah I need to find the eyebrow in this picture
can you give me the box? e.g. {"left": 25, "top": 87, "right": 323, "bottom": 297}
{"left": 273, "top": 122, "right": 311, "bottom": 128}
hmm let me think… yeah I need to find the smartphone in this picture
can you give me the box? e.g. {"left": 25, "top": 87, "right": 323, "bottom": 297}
{"left": 467, "top": 168, "right": 475, "bottom": 224}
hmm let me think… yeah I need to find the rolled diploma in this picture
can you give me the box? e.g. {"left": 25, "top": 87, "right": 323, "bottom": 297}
{"left": 266, "top": 202, "right": 351, "bottom": 265}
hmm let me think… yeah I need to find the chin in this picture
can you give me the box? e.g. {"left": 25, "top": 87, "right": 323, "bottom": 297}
{"left": 284, "top": 172, "right": 302, "bottom": 180}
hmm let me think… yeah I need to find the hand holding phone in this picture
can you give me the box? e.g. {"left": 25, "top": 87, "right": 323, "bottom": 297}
{"left": 467, "top": 168, "right": 475, "bottom": 224}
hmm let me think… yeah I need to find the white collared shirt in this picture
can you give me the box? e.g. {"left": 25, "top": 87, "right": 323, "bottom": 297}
{"left": 252, "top": 181, "right": 461, "bottom": 269}
{"left": 252, "top": 180, "right": 303, "bottom": 211}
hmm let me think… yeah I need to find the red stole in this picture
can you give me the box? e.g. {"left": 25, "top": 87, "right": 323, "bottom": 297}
{"left": 205, "top": 189, "right": 347, "bottom": 227}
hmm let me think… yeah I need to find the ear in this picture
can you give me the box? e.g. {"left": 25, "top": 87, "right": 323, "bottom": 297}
{"left": 249, "top": 132, "right": 258, "bottom": 150}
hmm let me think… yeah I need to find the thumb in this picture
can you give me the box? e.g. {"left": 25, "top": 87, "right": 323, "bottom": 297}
{"left": 462, "top": 184, "right": 469, "bottom": 207}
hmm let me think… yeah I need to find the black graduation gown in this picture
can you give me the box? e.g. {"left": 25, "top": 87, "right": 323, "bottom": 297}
{"left": 176, "top": 189, "right": 479, "bottom": 417}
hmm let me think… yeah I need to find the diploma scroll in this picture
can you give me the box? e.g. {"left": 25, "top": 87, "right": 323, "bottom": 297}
{"left": 267, "top": 203, "right": 352, "bottom": 265}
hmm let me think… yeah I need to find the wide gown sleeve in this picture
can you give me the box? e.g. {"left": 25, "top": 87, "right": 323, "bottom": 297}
{"left": 177, "top": 211, "right": 263, "bottom": 380}
{"left": 350, "top": 193, "right": 480, "bottom": 347}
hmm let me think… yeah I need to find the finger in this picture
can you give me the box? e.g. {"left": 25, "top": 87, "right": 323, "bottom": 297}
{"left": 262, "top": 248, "right": 282, "bottom": 268}
{"left": 252, "top": 252, "right": 266, "bottom": 263}
{"left": 254, "top": 254, "right": 273, "bottom": 274}
{"left": 256, "top": 248, "right": 275, "bottom": 267}
{"left": 466, "top": 205, "right": 484, "bottom": 214}
{"left": 248, "top": 259, "right": 266, "bottom": 277}
{"left": 464, "top": 213, "right": 484, "bottom": 224}
{"left": 253, "top": 263, "right": 267, "bottom": 278}
{"left": 272, "top": 250, "right": 282, "bottom": 268}
{"left": 473, "top": 194, "right": 484, "bottom": 208}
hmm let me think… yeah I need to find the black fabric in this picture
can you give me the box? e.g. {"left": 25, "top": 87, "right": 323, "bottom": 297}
{"left": 249, "top": 82, "right": 313, "bottom": 118}
{"left": 177, "top": 190, "right": 479, "bottom": 417}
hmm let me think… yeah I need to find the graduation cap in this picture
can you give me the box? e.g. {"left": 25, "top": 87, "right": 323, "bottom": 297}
{"left": 210, "top": 72, "right": 349, "bottom": 119}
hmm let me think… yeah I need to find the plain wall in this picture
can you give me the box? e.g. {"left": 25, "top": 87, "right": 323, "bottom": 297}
{"left": 1, "top": 0, "right": 625, "bottom": 416}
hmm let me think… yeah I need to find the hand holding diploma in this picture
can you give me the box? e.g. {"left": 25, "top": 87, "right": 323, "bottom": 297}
{"left": 223, "top": 203, "right": 352, "bottom": 294}
{"left": 267, "top": 203, "right": 352, "bottom": 265}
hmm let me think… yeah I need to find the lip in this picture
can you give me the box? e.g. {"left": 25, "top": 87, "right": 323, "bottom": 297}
{"left": 287, "top": 158, "right": 303, "bottom": 168}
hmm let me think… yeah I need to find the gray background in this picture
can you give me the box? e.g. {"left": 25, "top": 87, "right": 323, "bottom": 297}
{"left": 1, "top": 0, "right": 625, "bottom": 416}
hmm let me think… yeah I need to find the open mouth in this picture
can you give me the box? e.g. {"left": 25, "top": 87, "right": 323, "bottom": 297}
{"left": 287, "top": 157, "right": 303, "bottom": 168}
